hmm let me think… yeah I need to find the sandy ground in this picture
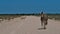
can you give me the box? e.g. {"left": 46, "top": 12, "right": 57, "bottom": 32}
{"left": 0, "top": 16, "right": 60, "bottom": 34}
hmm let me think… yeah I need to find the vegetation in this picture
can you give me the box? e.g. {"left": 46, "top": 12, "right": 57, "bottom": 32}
{"left": 0, "top": 14, "right": 21, "bottom": 22}
{"left": 0, "top": 13, "right": 60, "bottom": 22}
{"left": 47, "top": 14, "right": 60, "bottom": 20}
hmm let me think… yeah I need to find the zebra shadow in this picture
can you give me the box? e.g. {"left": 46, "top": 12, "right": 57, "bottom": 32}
{"left": 38, "top": 28, "right": 46, "bottom": 30}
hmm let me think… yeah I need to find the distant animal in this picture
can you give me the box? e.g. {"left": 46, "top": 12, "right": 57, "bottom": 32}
{"left": 40, "top": 12, "right": 48, "bottom": 29}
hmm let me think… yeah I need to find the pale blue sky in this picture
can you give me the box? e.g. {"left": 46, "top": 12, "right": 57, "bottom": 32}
{"left": 0, "top": 0, "right": 60, "bottom": 14}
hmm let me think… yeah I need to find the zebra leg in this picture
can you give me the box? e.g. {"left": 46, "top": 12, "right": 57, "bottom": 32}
{"left": 45, "top": 20, "right": 48, "bottom": 25}
{"left": 41, "top": 21, "right": 43, "bottom": 28}
{"left": 41, "top": 21, "right": 43, "bottom": 26}
{"left": 43, "top": 21, "right": 46, "bottom": 29}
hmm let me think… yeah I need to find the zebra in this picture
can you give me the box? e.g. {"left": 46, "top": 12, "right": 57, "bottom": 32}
{"left": 40, "top": 12, "right": 48, "bottom": 29}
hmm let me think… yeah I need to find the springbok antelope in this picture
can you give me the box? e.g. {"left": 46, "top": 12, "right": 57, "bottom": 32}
{"left": 40, "top": 12, "right": 48, "bottom": 29}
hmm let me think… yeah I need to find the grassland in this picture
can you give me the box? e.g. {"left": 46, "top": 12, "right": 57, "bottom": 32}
{"left": 47, "top": 14, "right": 60, "bottom": 20}
{"left": 0, "top": 14, "right": 60, "bottom": 22}
{"left": 0, "top": 14, "right": 21, "bottom": 22}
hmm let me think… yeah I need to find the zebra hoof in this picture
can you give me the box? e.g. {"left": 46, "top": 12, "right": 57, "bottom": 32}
{"left": 44, "top": 27, "right": 46, "bottom": 29}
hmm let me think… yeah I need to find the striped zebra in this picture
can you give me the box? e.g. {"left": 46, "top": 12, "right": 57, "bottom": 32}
{"left": 40, "top": 12, "right": 48, "bottom": 29}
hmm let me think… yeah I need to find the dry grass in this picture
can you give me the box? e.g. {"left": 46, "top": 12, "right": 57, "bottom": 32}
{"left": 48, "top": 14, "right": 60, "bottom": 20}
{"left": 0, "top": 14, "right": 21, "bottom": 22}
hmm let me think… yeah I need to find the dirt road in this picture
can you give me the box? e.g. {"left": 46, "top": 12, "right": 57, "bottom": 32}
{"left": 0, "top": 16, "right": 60, "bottom": 34}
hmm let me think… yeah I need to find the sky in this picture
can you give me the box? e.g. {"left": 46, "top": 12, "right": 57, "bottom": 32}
{"left": 0, "top": 0, "right": 60, "bottom": 14}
